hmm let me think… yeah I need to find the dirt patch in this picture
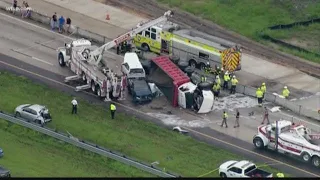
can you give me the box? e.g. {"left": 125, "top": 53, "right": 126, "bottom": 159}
{"left": 99, "top": 0, "right": 320, "bottom": 78}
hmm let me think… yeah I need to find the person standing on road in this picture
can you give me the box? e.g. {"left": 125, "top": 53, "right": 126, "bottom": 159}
{"left": 66, "top": 17, "right": 71, "bottom": 33}
{"left": 215, "top": 75, "right": 221, "bottom": 87}
{"left": 51, "top": 12, "right": 57, "bottom": 31}
{"left": 223, "top": 71, "right": 230, "bottom": 90}
{"left": 212, "top": 83, "right": 220, "bottom": 100}
{"left": 58, "top": 15, "right": 65, "bottom": 33}
{"left": 261, "top": 107, "right": 270, "bottom": 124}
{"left": 234, "top": 109, "right": 240, "bottom": 128}
{"left": 230, "top": 75, "right": 238, "bottom": 94}
{"left": 221, "top": 111, "right": 228, "bottom": 128}
{"left": 71, "top": 97, "right": 78, "bottom": 114}
{"left": 282, "top": 86, "right": 290, "bottom": 99}
{"left": 256, "top": 87, "right": 263, "bottom": 107}
{"left": 110, "top": 103, "right": 116, "bottom": 119}
{"left": 261, "top": 82, "right": 266, "bottom": 99}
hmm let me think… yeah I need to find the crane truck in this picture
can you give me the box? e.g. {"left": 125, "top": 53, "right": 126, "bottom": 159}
{"left": 57, "top": 10, "right": 174, "bottom": 101}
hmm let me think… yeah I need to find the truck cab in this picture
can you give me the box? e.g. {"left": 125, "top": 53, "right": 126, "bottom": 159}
{"left": 219, "top": 160, "right": 272, "bottom": 178}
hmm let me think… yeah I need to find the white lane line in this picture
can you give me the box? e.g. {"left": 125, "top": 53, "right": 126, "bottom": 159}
{"left": 32, "top": 56, "right": 53, "bottom": 66}
{"left": 0, "top": 11, "right": 74, "bottom": 41}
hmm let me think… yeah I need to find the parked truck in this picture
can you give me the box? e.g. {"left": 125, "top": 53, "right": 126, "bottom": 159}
{"left": 253, "top": 120, "right": 320, "bottom": 168}
{"left": 57, "top": 10, "right": 174, "bottom": 101}
{"left": 219, "top": 160, "right": 273, "bottom": 178}
{"left": 133, "top": 21, "right": 242, "bottom": 72}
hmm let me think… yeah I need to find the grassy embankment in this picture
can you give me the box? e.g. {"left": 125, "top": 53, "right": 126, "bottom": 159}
{"left": 157, "top": 0, "right": 320, "bottom": 63}
{"left": 0, "top": 119, "right": 150, "bottom": 177}
{"left": 0, "top": 71, "right": 287, "bottom": 177}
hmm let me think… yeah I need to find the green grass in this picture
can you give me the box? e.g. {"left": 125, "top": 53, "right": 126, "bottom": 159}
{"left": 0, "top": 71, "right": 287, "bottom": 177}
{"left": 157, "top": 0, "right": 320, "bottom": 63}
{"left": 0, "top": 119, "right": 150, "bottom": 177}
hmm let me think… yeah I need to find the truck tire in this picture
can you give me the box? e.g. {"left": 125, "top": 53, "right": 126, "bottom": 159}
{"left": 198, "top": 82, "right": 212, "bottom": 91}
{"left": 301, "top": 152, "right": 311, "bottom": 162}
{"left": 311, "top": 156, "right": 320, "bottom": 167}
{"left": 253, "top": 137, "right": 264, "bottom": 149}
{"left": 141, "top": 43, "right": 150, "bottom": 52}
{"left": 91, "top": 80, "right": 96, "bottom": 94}
{"left": 220, "top": 172, "right": 227, "bottom": 178}
{"left": 14, "top": 112, "right": 21, "bottom": 118}
{"left": 189, "top": 59, "right": 197, "bottom": 69}
{"left": 169, "top": 55, "right": 180, "bottom": 64}
{"left": 184, "top": 67, "right": 194, "bottom": 77}
{"left": 178, "top": 61, "right": 189, "bottom": 72}
{"left": 199, "top": 63, "right": 206, "bottom": 71}
{"left": 58, "top": 53, "right": 65, "bottom": 67}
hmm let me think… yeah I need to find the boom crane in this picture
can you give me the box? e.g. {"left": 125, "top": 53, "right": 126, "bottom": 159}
{"left": 83, "top": 10, "right": 174, "bottom": 66}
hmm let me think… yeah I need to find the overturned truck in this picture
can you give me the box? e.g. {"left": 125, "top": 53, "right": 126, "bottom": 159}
{"left": 147, "top": 56, "right": 214, "bottom": 113}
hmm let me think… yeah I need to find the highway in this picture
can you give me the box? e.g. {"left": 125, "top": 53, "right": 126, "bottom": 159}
{"left": 0, "top": 11, "right": 319, "bottom": 177}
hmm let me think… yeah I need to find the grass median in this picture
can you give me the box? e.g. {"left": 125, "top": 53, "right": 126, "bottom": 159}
{"left": 0, "top": 71, "right": 287, "bottom": 177}
{"left": 0, "top": 119, "right": 150, "bottom": 177}
{"left": 157, "top": 0, "right": 320, "bottom": 63}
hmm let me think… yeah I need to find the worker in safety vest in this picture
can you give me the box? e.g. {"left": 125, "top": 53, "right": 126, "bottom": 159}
{"left": 201, "top": 75, "right": 207, "bottom": 83}
{"left": 261, "top": 82, "right": 266, "bottom": 99}
{"left": 276, "top": 172, "right": 284, "bottom": 178}
{"left": 110, "top": 103, "right": 116, "bottom": 119}
{"left": 282, "top": 86, "right": 290, "bottom": 99}
{"left": 230, "top": 75, "right": 238, "bottom": 94}
{"left": 215, "top": 66, "right": 221, "bottom": 76}
{"left": 256, "top": 88, "right": 263, "bottom": 107}
{"left": 215, "top": 75, "right": 221, "bottom": 86}
{"left": 223, "top": 71, "right": 230, "bottom": 90}
{"left": 212, "top": 83, "right": 220, "bottom": 100}
{"left": 204, "top": 62, "right": 211, "bottom": 74}
{"left": 221, "top": 111, "right": 228, "bottom": 128}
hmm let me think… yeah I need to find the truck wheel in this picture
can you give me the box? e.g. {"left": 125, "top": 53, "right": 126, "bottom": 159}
{"left": 253, "top": 137, "right": 264, "bottom": 149}
{"left": 81, "top": 73, "right": 87, "bottom": 83}
{"left": 14, "top": 112, "right": 21, "bottom": 118}
{"left": 96, "top": 85, "right": 102, "bottom": 97}
{"left": 58, "top": 53, "right": 65, "bottom": 67}
{"left": 220, "top": 172, "right": 227, "bottom": 178}
{"left": 141, "top": 43, "right": 150, "bottom": 52}
{"left": 189, "top": 59, "right": 197, "bottom": 69}
{"left": 311, "top": 156, "right": 320, "bottom": 167}
{"left": 199, "top": 63, "right": 206, "bottom": 71}
{"left": 91, "top": 81, "right": 96, "bottom": 94}
{"left": 301, "top": 152, "right": 311, "bottom": 162}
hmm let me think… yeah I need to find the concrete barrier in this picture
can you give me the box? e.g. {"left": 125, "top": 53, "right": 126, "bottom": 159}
{"left": 0, "top": 0, "right": 318, "bottom": 121}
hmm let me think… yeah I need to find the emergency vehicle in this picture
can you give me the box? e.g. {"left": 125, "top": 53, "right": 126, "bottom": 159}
{"left": 253, "top": 120, "right": 320, "bottom": 168}
{"left": 57, "top": 10, "right": 174, "bottom": 101}
{"left": 133, "top": 21, "right": 242, "bottom": 72}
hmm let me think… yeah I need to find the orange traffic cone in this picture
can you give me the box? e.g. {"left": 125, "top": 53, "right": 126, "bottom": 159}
{"left": 106, "top": 13, "right": 110, "bottom": 20}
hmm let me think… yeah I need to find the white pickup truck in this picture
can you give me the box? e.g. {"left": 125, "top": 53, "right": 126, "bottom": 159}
{"left": 219, "top": 160, "right": 273, "bottom": 178}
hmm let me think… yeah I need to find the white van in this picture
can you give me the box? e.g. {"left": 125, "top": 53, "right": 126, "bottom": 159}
{"left": 121, "top": 52, "right": 146, "bottom": 79}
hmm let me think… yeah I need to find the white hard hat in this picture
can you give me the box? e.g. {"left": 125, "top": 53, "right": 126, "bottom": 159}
{"left": 284, "top": 86, "right": 287, "bottom": 89}
{"left": 221, "top": 68, "right": 224, "bottom": 71}
{"left": 233, "top": 75, "right": 236, "bottom": 78}
{"left": 216, "top": 75, "right": 219, "bottom": 79}
{"left": 206, "top": 62, "right": 210, "bottom": 65}
{"left": 225, "top": 71, "right": 229, "bottom": 74}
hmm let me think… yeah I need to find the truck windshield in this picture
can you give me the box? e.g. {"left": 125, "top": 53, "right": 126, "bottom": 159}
{"left": 244, "top": 165, "right": 256, "bottom": 174}
{"left": 130, "top": 68, "right": 144, "bottom": 74}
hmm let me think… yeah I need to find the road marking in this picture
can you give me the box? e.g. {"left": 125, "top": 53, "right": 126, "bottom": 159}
{"left": 198, "top": 168, "right": 219, "bottom": 177}
{"left": 182, "top": 126, "right": 320, "bottom": 177}
{"left": 0, "top": 11, "right": 74, "bottom": 41}
{"left": 32, "top": 56, "right": 53, "bottom": 66}
{"left": 0, "top": 59, "right": 318, "bottom": 177}
{"left": 11, "top": 49, "right": 53, "bottom": 66}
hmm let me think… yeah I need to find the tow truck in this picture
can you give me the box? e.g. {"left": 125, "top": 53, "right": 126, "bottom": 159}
{"left": 57, "top": 10, "right": 174, "bottom": 101}
{"left": 253, "top": 120, "right": 320, "bottom": 167}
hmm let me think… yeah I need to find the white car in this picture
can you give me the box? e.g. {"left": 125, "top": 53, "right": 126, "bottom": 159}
{"left": 219, "top": 160, "right": 272, "bottom": 178}
{"left": 14, "top": 104, "right": 52, "bottom": 125}
{"left": 253, "top": 120, "right": 320, "bottom": 167}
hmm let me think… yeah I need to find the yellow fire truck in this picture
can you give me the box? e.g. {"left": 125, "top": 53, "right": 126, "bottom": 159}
{"left": 133, "top": 21, "right": 242, "bottom": 72}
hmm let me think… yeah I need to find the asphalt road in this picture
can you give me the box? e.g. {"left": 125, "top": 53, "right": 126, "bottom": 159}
{"left": 0, "top": 10, "right": 319, "bottom": 177}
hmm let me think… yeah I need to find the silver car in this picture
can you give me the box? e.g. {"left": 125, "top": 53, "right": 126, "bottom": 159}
{"left": 14, "top": 104, "right": 52, "bottom": 125}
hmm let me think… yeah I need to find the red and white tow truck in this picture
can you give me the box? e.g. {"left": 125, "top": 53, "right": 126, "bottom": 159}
{"left": 253, "top": 120, "right": 320, "bottom": 167}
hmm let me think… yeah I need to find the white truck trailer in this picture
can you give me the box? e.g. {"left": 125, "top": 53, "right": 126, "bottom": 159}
{"left": 57, "top": 10, "right": 174, "bottom": 101}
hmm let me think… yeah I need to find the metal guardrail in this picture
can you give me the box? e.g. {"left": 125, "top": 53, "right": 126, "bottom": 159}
{"left": 0, "top": 112, "right": 179, "bottom": 178}
{"left": 0, "top": 0, "right": 318, "bottom": 120}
